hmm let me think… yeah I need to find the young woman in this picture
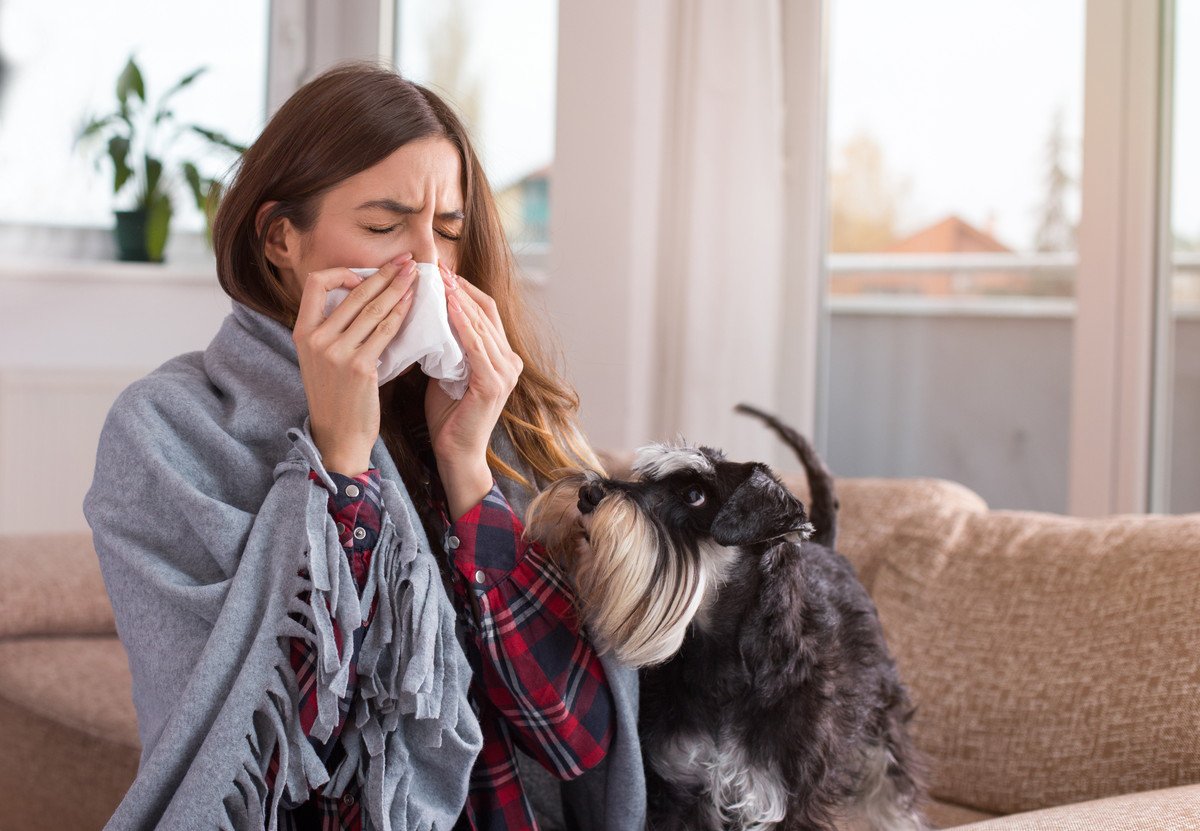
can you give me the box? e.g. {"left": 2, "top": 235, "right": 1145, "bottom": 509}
{"left": 83, "top": 62, "right": 644, "bottom": 831}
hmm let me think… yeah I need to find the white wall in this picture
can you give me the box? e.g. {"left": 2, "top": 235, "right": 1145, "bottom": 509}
{"left": 0, "top": 261, "right": 229, "bottom": 533}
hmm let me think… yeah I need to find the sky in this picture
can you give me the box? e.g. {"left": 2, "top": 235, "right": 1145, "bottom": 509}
{"left": 829, "top": 0, "right": 1199, "bottom": 251}
{"left": 1172, "top": 0, "right": 1199, "bottom": 247}
{"left": 396, "top": 0, "right": 557, "bottom": 192}
{"left": 828, "top": 0, "right": 1086, "bottom": 251}
{"left": 0, "top": 0, "right": 1193, "bottom": 250}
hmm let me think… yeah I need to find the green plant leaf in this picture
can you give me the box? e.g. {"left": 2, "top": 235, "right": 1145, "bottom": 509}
{"left": 189, "top": 125, "right": 249, "bottom": 155}
{"left": 182, "top": 162, "right": 204, "bottom": 208}
{"left": 116, "top": 56, "right": 145, "bottom": 110}
{"left": 181, "top": 163, "right": 224, "bottom": 246}
{"left": 76, "top": 114, "right": 117, "bottom": 146}
{"left": 144, "top": 155, "right": 164, "bottom": 202}
{"left": 203, "top": 180, "right": 224, "bottom": 247}
{"left": 153, "top": 66, "right": 207, "bottom": 123}
{"left": 145, "top": 191, "right": 173, "bottom": 263}
{"left": 108, "top": 136, "right": 132, "bottom": 195}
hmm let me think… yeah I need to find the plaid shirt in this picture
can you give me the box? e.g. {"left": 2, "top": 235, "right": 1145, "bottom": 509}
{"left": 432, "top": 475, "right": 613, "bottom": 830}
{"left": 269, "top": 456, "right": 613, "bottom": 830}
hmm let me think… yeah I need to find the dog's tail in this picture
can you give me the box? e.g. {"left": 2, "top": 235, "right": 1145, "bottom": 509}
{"left": 734, "top": 403, "right": 839, "bottom": 549}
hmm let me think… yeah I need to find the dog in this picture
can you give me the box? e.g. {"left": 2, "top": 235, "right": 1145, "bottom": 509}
{"left": 524, "top": 404, "right": 928, "bottom": 831}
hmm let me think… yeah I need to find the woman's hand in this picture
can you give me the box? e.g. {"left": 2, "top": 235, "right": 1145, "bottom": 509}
{"left": 426, "top": 262, "right": 524, "bottom": 519}
{"left": 293, "top": 253, "right": 419, "bottom": 476}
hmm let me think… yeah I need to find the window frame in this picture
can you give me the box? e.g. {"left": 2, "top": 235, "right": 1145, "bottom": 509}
{"left": 21, "top": 0, "right": 1169, "bottom": 513}
{"left": 1068, "top": 0, "right": 1170, "bottom": 515}
{"left": 781, "top": 0, "right": 1172, "bottom": 515}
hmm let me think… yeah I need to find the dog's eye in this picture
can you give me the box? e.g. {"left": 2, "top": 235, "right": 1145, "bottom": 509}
{"left": 684, "top": 487, "right": 706, "bottom": 507}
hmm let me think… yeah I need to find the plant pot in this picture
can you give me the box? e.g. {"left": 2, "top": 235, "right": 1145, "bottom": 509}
{"left": 114, "top": 209, "right": 152, "bottom": 262}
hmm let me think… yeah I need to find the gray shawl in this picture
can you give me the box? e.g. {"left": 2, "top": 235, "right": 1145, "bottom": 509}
{"left": 83, "top": 299, "right": 645, "bottom": 830}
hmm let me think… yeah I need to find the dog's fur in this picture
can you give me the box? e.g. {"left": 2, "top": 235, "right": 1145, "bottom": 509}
{"left": 524, "top": 404, "right": 928, "bottom": 830}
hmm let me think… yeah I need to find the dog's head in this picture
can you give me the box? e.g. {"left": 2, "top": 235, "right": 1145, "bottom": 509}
{"left": 524, "top": 438, "right": 813, "bottom": 667}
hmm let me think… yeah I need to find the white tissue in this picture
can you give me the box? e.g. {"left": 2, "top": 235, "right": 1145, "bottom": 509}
{"left": 323, "top": 262, "right": 470, "bottom": 398}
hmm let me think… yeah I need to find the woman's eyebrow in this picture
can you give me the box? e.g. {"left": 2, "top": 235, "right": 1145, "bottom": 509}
{"left": 355, "top": 198, "right": 464, "bottom": 221}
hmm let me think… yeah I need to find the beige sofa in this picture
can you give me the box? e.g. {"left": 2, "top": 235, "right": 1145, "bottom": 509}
{"left": 2, "top": 468, "right": 1198, "bottom": 830}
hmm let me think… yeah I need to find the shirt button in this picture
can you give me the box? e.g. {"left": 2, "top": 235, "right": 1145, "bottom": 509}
{"left": 474, "top": 569, "right": 485, "bottom": 584}
{"left": 353, "top": 527, "right": 366, "bottom": 540}
{"left": 342, "top": 793, "right": 356, "bottom": 806}
{"left": 336, "top": 522, "right": 346, "bottom": 535}
{"left": 344, "top": 483, "right": 360, "bottom": 498}
{"left": 447, "top": 535, "right": 460, "bottom": 550}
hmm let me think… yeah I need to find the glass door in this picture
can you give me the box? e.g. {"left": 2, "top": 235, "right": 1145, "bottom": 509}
{"left": 1153, "top": 0, "right": 1200, "bottom": 512}
{"left": 823, "top": 0, "right": 1086, "bottom": 512}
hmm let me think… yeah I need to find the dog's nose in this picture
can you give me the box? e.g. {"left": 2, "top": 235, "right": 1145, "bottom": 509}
{"left": 577, "top": 482, "right": 606, "bottom": 515}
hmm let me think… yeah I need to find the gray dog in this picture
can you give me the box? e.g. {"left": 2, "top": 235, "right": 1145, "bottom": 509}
{"left": 524, "top": 404, "right": 928, "bottom": 831}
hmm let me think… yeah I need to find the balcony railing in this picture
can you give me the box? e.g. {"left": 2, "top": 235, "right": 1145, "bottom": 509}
{"left": 817, "top": 250, "right": 1200, "bottom": 513}
{"left": 824, "top": 251, "right": 1200, "bottom": 317}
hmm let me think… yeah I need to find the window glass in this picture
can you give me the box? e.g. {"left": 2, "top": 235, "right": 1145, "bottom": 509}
{"left": 823, "top": 0, "right": 1085, "bottom": 511}
{"left": 0, "top": 0, "right": 268, "bottom": 234}
{"left": 395, "top": 0, "right": 557, "bottom": 251}
{"left": 1162, "top": 0, "right": 1200, "bottom": 512}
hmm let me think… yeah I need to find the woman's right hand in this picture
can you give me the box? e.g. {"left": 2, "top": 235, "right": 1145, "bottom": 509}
{"left": 292, "top": 253, "right": 419, "bottom": 475}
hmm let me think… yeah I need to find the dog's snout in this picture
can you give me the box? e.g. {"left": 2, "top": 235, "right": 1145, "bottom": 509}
{"left": 577, "top": 482, "right": 606, "bottom": 515}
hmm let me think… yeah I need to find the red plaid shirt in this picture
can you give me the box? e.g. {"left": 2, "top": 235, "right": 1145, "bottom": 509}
{"left": 268, "top": 457, "right": 613, "bottom": 830}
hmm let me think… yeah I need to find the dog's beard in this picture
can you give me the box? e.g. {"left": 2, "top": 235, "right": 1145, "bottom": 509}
{"left": 525, "top": 474, "right": 707, "bottom": 667}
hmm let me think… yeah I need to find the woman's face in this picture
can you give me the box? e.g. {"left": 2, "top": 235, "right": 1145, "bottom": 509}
{"left": 263, "top": 135, "right": 465, "bottom": 306}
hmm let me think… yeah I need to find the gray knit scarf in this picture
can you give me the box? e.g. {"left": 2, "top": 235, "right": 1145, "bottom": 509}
{"left": 84, "top": 299, "right": 646, "bottom": 831}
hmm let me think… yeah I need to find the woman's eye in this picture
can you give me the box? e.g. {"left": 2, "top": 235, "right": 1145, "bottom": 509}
{"left": 437, "top": 229, "right": 462, "bottom": 242}
{"left": 685, "top": 487, "right": 706, "bottom": 507}
{"left": 366, "top": 225, "right": 397, "bottom": 234}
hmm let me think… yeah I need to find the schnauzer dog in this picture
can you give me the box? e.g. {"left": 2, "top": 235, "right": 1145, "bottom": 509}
{"left": 524, "top": 404, "right": 927, "bottom": 831}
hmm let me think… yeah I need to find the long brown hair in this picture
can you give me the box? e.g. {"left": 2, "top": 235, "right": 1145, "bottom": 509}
{"left": 211, "top": 61, "right": 603, "bottom": 489}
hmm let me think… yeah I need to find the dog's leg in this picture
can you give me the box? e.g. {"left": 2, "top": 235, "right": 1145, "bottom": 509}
{"left": 646, "top": 766, "right": 721, "bottom": 831}
{"left": 843, "top": 743, "right": 928, "bottom": 831}
{"left": 845, "top": 693, "right": 930, "bottom": 831}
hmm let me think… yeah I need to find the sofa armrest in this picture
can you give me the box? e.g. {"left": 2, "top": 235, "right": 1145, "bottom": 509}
{"left": 948, "top": 784, "right": 1200, "bottom": 830}
{"left": 0, "top": 532, "right": 116, "bottom": 638}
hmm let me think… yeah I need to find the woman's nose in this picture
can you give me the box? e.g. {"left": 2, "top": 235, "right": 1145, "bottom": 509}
{"left": 409, "top": 226, "right": 439, "bottom": 266}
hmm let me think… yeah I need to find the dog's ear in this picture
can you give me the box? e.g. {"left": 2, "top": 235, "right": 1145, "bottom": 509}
{"left": 710, "top": 465, "right": 810, "bottom": 546}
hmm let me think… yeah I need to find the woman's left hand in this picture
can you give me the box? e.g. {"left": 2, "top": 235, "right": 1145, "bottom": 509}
{"left": 425, "top": 262, "right": 524, "bottom": 512}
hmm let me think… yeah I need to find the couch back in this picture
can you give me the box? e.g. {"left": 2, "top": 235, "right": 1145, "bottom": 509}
{"left": 786, "top": 472, "right": 1200, "bottom": 816}
{"left": 0, "top": 531, "right": 116, "bottom": 639}
{"left": 12, "top": 456, "right": 1200, "bottom": 818}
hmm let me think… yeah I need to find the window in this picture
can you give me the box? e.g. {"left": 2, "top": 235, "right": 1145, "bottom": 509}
{"left": 1156, "top": 0, "right": 1200, "bottom": 512}
{"left": 0, "top": 0, "right": 268, "bottom": 258}
{"left": 394, "top": 0, "right": 558, "bottom": 260}
{"left": 823, "top": 0, "right": 1086, "bottom": 511}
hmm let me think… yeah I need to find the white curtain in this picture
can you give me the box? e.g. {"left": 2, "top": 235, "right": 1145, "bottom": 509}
{"left": 651, "top": 0, "right": 788, "bottom": 463}
{"left": 549, "top": 1, "right": 820, "bottom": 465}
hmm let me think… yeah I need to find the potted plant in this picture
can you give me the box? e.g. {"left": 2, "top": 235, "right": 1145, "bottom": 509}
{"left": 75, "top": 55, "right": 247, "bottom": 263}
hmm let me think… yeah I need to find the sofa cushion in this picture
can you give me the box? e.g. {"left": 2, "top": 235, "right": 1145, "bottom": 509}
{"left": 948, "top": 784, "right": 1200, "bottom": 831}
{"left": 873, "top": 508, "right": 1200, "bottom": 815}
{"left": 923, "top": 798, "right": 998, "bottom": 829}
{"left": 0, "top": 532, "right": 116, "bottom": 638}
{"left": 795, "top": 476, "right": 989, "bottom": 592}
{"left": 0, "top": 635, "right": 139, "bottom": 831}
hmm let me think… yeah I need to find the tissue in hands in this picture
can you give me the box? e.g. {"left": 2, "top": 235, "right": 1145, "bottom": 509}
{"left": 322, "top": 262, "right": 470, "bottom": 398}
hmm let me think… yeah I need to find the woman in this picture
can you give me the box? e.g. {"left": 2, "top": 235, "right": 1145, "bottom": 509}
{"left": 82, "top": 62, "right": 644, "bottom": 831}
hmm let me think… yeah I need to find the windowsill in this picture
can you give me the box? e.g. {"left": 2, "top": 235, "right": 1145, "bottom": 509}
{"left": 0, "top": 257, "right": 218, "bottom": 285}
{"left": 0, "top": 223, "right": 551, "bottom": 288}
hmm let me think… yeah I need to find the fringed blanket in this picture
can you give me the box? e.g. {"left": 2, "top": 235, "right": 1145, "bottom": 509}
{"left": 83, "top": 299, "right": 645, "bottom": 831}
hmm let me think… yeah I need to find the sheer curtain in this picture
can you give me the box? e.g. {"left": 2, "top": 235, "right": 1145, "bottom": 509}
{"left": 652, "top": 0, "right": 789, "bottom": 462}
{"left": 549, "top": 0, "right": 807, "bottom": 464}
